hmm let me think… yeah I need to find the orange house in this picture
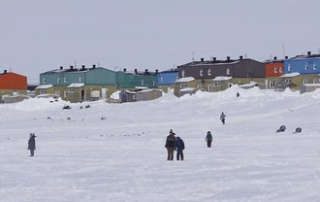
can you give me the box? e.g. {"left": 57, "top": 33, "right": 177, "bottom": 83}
{"left": 0, "top": 71, "right": 27, "bottom": 90}
{"left": 265, "top": 61, "right": 284, "bottom": 77}
{"left": 264, "top": 58, "right": 284, "bottom": 89}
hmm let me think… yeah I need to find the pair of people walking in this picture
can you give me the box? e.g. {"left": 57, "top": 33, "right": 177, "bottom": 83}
{"left": 165, "top": 129, "right": 185, "bottom": 161}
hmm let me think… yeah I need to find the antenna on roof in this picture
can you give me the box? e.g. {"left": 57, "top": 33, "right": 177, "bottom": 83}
{"left": 74, "top": 60, "right": 77, "bottom": 68}
{"left": 192, "top": 51, "right": 195, "bottom": 61}
{"left": 282, "top": 44, "right": 286, "bottom": 58}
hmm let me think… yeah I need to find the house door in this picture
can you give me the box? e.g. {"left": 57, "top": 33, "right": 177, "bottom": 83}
{"left": 101, "top": 88, "right": 107, "bottom": 99}
{"left": 81, "top": 90, "right": 85, "bottom": 101}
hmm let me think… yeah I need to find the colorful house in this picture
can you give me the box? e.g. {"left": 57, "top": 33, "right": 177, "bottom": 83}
{"left": 177, "top": 56, "right": 266, "bottom": 93}
{"left": 264, "top": 57, "right": 285, "bottom": 89}
{"left": 174, "top": 77, "right": 197, "bottom": 97}
{"left": 116, "top": 69, "right": 158, "bottom": 90}
{"left": 37, "top": 65, "right": 117, "bottom": 102}
{"left": 284, "top": 52, "right": 320, "bottom": 85}
{"left": 157, "top": 68, "right": 179, "bottom": 93}
{"left": 0, "top": 70, "right": 27, "bottom": 103}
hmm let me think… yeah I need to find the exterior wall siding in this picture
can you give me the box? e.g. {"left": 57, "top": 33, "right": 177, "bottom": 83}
{"left": 284, "top": 58, "right": 320, "bottom": 74}
{"left": 0, "top": 73, "right": 27, "bottom": 90}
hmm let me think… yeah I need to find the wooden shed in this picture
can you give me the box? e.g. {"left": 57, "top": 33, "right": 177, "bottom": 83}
{"left": 136, "top": 89, "right": 162, "bottom": 101}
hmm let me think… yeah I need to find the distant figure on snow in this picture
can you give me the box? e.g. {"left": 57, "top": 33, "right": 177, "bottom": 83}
{"left": 236, "top": 92, "right": 240, "bottom": 97}
{"left": 28, "top": 133, "right": 36, "bottom": 157}
{"left": 205, "top": 131, "right": 213, "bottom": 148}
{"left": 220, "top": 112, "right": 226, "bottom": 125}
{"left": 276, "top": 125, "right": 286, "bottom": 133}
{"left": 165, "top": 129, "right": 176, "bottom": 161}
{"left": 175, "top": 136, "right": 185, "bottom": 161}
{"left": 293, "top": 127, "right": 302, "bottom": 134}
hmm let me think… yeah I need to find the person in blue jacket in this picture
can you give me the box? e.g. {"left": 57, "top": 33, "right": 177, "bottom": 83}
{"left": 175, "top": 136, "right": 185, "bottom": 161}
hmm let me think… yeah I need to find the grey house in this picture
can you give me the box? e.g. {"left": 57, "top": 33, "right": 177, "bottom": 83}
{"left": 177, "top": 56, "right": 266, "bottom": 92}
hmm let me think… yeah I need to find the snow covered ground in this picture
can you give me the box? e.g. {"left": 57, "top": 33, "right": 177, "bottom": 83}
{"left": 1, "top": 86, "right": 320, "bottom": 202}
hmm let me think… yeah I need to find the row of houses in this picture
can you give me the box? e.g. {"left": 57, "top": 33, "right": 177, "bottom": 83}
{"left": 2, "top": 51, "right": 320, "bottom": 103}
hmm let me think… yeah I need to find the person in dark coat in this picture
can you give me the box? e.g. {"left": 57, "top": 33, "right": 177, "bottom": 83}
{"left": 165, "top": 129, "right": 176, "bottom": 161}
{"left": 28, "top": 133, "right": 36, "bottom": 157}
{"left": 220, "top": 112, "right": 226, "bottom": 125}
{"left": 175, "top": 137, "right": 185, "bottom": 161}
{"left": 205, "top": 131, "right": 213, "bottom": 148}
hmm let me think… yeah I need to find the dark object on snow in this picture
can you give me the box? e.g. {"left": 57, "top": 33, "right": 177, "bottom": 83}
{"left": 220, "top": 112, "right": 226, "bottom": 125}
{"left": 175, "top": 137, "right": 185, "bottom": 161}
{"left": 63, "top": 105, "right": 71, "bottom": 110}
{"left": 28, "top": 133, "right": 36, "bottom": 157}
{"left": 85, "top": 105, "right": 90, "bottom": 108}
{"left": 293, "top": 127, "right": 302, "bottom": 134}
{"left": 236, "top": 92, "right": 240, "bottom": 97}
{"left": 206, "top": 131, "right": 213, "bottom": 148}
{"left": 276, "top": 125, "right": 286, "bottom": 133}
{"left": 165, "top": 130, "right": 176, "bottom": 161}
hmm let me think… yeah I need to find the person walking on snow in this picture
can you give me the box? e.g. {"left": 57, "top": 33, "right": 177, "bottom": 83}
{"left": 220, "top": 112, "right": 226, "bottom": 125}
{"left": 165, "top": 129, "right": 176, "bottom": 161}
{"left": 175, "top": 136, "right": 185, "bottom": 161}
{"left": 28, "top": 133, "right": 36, "bottom": 157}
{"left": 205, "top": 131, "right": 213, "bottom": 148}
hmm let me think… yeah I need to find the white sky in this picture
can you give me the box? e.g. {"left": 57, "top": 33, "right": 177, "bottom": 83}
{"left": 1, "top": 0, "right": 320, "bottom": 84}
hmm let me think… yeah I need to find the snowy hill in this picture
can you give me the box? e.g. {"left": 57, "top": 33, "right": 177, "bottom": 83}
{"left": 1, "top": 86, "right": 320, "bottom": 202}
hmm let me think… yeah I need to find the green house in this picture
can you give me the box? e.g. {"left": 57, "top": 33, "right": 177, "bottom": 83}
{"left": 37, "top": 65, "right": 117, "bottom": 102}
{"left": 116, "top": 69, "right": 158, "bottom": 90}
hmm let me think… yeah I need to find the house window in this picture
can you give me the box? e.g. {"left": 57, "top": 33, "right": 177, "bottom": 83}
{"left": 64, "top": 91, "right": 67, "bottom": 97}
{"left": 152, "top": 81, "right": 155, "bottom": 86}
{"left": 313, "top": 64, "right": 317, "bottom": 70}
{"left": 40, "top": 90, "right": 46, "bottom": 94}
{"left": 42, "top": 78, "right": 46, "bottom": 84}
{"left": 180, "top": 84, "right": 187, "bottom": 88}
{"left": 288, "top": 64, "right": 291, "bottom": 72}
{"left": 226, "top": 68, "right": 230, "bottom": 76}
{"left": 279, "top": 67, "right": 283, "bottom": 73}
{"left": 68, "top": 89, "right": 75, "bottom": 93}
{"left": 214, "top": 83, "right": 221, "bottom": 87}
{"left": 285, "top": 79, "right": 292, "bottom": 83}
{"left": 303, "top": 79, "right": 308, "bottom": 84}
{"left": 208, "top": 69, "right": 212, "bottom": 76}
{"left": 55, "top": 90, "right": 60, "bottom": 96}
{"left": 313, "top": 79, "right": 317, "bottom": 84}
{"left": 207, "top": 85, "right": 212, "bottom": 92}
{"left": 200, "top": 69, "right": 203, "bottom": 76}
{"left": 79, "top": 77, "right": 82, "bottom": 82}
{"left": 181, "top": 70, "right": 185, "bottom": 77}
{"left": 160, "top": 77, "right": 164, "bottom": 82}
{"left": 305, "top": 64, "right": 308, "bottom": 70}
{"left": 141, "top": 80, "right": 144, "bottom": 86}
{"left": 274, "top": 67, "right": 278, "bottom": 73}
{"left": 64, "top": 77, "right": 67, "bottom": 83}
{"left": 57, "top": 77, "right": 60, "bottom": 84}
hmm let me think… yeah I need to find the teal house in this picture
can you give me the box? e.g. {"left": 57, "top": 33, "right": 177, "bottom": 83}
{"left": 36, "top": 65, "right": 117, "bottom": 102}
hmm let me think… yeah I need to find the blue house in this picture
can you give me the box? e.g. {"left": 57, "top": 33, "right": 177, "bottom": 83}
{"left": 157, "top": 68, "right": 179, "bottom": 92}
{"left": 284, "top": 52, "right": 320, "bottom": 74}
{"left": 283, "top": 51, "right": 320, "bottom": 86}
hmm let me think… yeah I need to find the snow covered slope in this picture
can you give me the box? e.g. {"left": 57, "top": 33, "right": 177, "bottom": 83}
{"left": 1, "top": 86, "right": 320, "bottom": 202}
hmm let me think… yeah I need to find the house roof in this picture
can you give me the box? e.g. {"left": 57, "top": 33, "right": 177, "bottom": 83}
{"left": 41, "top": 66, "right": 102, "bottom": 75}
{"left": 175, "top": 77, "right": 195, "bottom": 83}
{"left": 178, "top": 57, "right": 246, "bottom": 67}
{"left": 280, "top": 72, "right": 300, "bottom": 78}
{"left": 289, "top": 53, "right": 320, "bottom": 60}
{"left": 35, "top": 84, "right": 53, "bottom": 89}
{"left": 213, "top": 76, "right": 232, "bottom": 81}
{"left": 68, "top": 83, "right": 85, "bottom": 88}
